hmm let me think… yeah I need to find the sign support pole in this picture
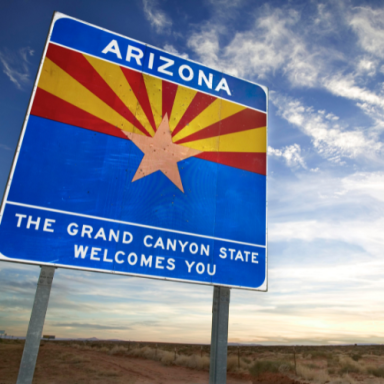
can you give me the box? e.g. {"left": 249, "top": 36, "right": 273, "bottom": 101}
{"left": 209, "top": 286, "right": 231, "bottom": 384}
{"left": 17, "top": 266, "right": 55, "bottom": 384}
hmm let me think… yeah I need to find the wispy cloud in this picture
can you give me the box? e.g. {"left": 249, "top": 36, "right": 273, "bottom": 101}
{"left": 52, "top": 322, "right": 130, "bottom": 330}
{"left": 349, "top": 6, "right": 384, "bottom": 59}
{"left": 0, "top": 143, "right": 12, "bottom": 151}
{"left": 142, "top": 0, "right": 172, "bottom": 34}
{"left": 268, "top": 144, "right": 307, "bottom": 169}
{"left": 271, "top": 93, "right": 383, "bottom": 162}
{"left": 0, "top": 47, "right": 34, "bottom": 90}
{"left": 186, "top": 2, "right": 384, "bottom": 138}
{"left": 163, "top": 44, "right": 189, "bottom": 59}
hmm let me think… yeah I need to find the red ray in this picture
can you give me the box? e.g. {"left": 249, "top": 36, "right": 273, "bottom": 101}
{"left": 175, "top": 108, "right": 266, "bottom": 144}
{"left": 46, "top": 43, "right": 150, "bottom": 136}
{"left": 162, "top": 80, "right": 178, "bottom": 119}
{"left": 31, "top": 88, "right": 130, "bottom": 140}
{"left": 196, "top": 152, "right": 266, "bottom": 175}
{"left": 171, "top": 92, "right": 216, "bottom": 138}
{"left": 120, "top": 67, "right": 157, "bottom": 132}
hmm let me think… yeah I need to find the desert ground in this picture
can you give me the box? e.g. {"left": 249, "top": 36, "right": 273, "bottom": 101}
{"left": 1, "top": 339, "right": 384, "bottom": 384}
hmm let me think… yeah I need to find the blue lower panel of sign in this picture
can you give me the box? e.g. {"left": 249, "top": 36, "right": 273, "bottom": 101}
{"left": 0, "top": 203, "right": 266, "bottom": 289}
{"left": 0, "top": 115, "right": 267, "bottom": 289}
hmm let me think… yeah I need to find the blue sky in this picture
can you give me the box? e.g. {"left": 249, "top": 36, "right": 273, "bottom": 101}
{"left": 1, "top": 0, "right": 384, "bottom": 345}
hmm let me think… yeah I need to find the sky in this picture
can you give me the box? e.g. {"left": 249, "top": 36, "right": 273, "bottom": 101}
{"left": 1, "top": 0, "right": 384, "bottom": 345}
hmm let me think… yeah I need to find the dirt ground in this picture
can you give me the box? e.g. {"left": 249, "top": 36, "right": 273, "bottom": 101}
{"left": 0, "top": 341, "right": 254, "bottom": 384}
{"left": 3, "top": 340, "right": 384, "bottom": 384}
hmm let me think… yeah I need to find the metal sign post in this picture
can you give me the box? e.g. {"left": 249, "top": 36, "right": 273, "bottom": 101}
{"left": 209, "top": 286, "right": 230, "bottom": 384}
{"left": 17, "top": 266, "right": 55, "bottom": 384}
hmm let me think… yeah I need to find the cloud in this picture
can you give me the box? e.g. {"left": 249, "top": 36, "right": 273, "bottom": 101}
{"left": 272, "top": 93, "right": 382, "bottom": 162}
{"left": 0, "top": 47, "right": 34, "bottom": 90}
{"left": 268, "top": 144, "right": 307, "bottom": 169}
{"left": 349, "top": 6, "right": 384, "bottom": 59}
{"left": 187, "top": 6, "right": 338, "bottom": 87}
{"left": 52, "top": 322, "right": 130, "bottom": 330}
{"left": 142, "top": 0, "right": 172, "bottom": 34}
{"left": 185, "top": 3, "right": 384, "bottom": 134}
{"left": 0, "top": 143, "right": 12, "bottom": 151}
{"left": 163, "top": 44, "right": 189, "bottom": 59}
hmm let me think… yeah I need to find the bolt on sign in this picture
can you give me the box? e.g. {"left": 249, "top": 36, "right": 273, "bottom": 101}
{"left": 0, "top": 13, "right": 268, "bottom": 290}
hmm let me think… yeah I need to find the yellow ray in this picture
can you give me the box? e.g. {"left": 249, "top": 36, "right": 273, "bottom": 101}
{"left": 38, "top": 58, "right": 144, "bottom": 135}
{"left": 143, "top": 74, "right": 162, "bottom": 129}
{"left": 181, "top": 127, "right": 267, "bottom": 153}
{"left": 173, "top": 99, "right": 246, "bottom": 142}
{"left": 169, "top": 86, "right": 197, "bottom": 131}
{"left": 84, "top": 55, "right": 155, "bottom": 136}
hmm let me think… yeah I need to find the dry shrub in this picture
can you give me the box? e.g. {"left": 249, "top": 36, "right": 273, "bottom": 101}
{"left": 297, "top": 364, "right": 329, "bottom": 384}
{"left": 126, "top": 347, "right": 142, "bottom": 358}
{"left": 98, "top": 346, "right": 109, "bottom": 353}
{"left": 175, "top": 355, "right": 189, "bottom": 366}
{"left": 367, "top": 365, "right": 384, "bottom": 378}
{"left": 70, "top": 343, "right": 81, "bottom": 349}
{"left": 227, "top": 355, "right": 239, "bottom": 372}
{"left": 160, "top": 351, "right": 175, "bottom": 366}
{"left": 329, "top": 374, "right": 359, "bottom": 384}
{"left": 142, "top": 346, "right": 157, "bottom": 360}
{"left": 249, "top": 360, "right": 279, "bottom": 377}
{"left": 187, "top": 354, "right": 210, "bottom": 370}
{"left": 108, "top": 345, "right": 128, "bottom": 356}
{"left": 338, "top": 355, "right": 364, "bottom": 375}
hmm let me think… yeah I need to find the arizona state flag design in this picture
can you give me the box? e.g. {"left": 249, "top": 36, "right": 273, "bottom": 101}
{"left": 0, "top": 14, "right": 267, "bottom": 290}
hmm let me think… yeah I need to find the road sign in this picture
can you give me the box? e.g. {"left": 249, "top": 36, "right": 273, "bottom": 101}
{"left": 0, "top": 13, "right": 268, "bottom": 290}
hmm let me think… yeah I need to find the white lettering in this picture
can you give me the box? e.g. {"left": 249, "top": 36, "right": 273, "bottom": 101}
{"left": 154, "top": 237, "right": 165, "bottom": 249}
{"left": 126, "top": 45, "right": 144, "bottom": 65}
{"left": 141, "top": 254, "right": 153, "bottom": 267}
{"left": 74, "top": 244, "right": 88, "bottom": 259}
{"left": 179, "top": 65, "right": 193, "bottom": 81}
{"left": 90, "top": 247, "right": 101, "bottom": 261}
{"left": 15, "top": 214, "right": 27, "bottom": 227}
{"left": 235, "top": 250, "right": 244, "bottom": 262}
{"left": 109, "top": 229, "right": 119, "bottom": 242}
{"left": 215, "top": 78, "right": 231, "bottom": 96}
{"left": 178, "top": 240, "right": 188, "bottom": 252}
{"left": 27, "top": 216, "right": 40, "bottom": 230}
{"left": 167, "top": 239, "right": 176, "bottom": 251}
{"left": 103, "top": 249, "right": 113, "bottom": 263}
{"left": 189, "top": 243, "right": 198, "bottom": 254}
{"left": 43, "top": 219, "right": 55, "bottom": 233}
{"left": 155, "top": 256, "right": 164, "bottom": 269}
{"left": 115, "top": 251, "right": 125, "bottom": 264}
{"left": 94, "top": 227, "right": 106, "bottom": 241}
{"left": 158, "top": 56, "right": 174, "bottom": 76}
{"left": 252, "top": 252, "right": 258, "bottom": 264}
{"left": 148, "top": 52, "right": 154, "bottom": 69}
{"left": 128, "top": 252, "right": 138, "bottom": 265}
{"left": 228, "top": 248, "right": 236, "bottom": 260}
{"left": 198, "top": 70, "right": 213, "bottom": 89}
{"left": 102, "top": 40, "right": 122, "bottom": 59}
{"left": 81, "top": 225, "right": 93, "bottom": 238}
{"left": 219, "top": 247, "right": 227, "bottom": 259}
{"left": 123, "top": 231, "right": 133, "bottom": 244}
{"left": 144, "top": 235, "right": 153, "bottom": 247}
{"left": 196, "top": 262, "right": 205, "bottom": 274}
{"left": 207, "top": 264, "right": 216, "bottom": 276}
{"left": 185, "top": 260, "right": 195, "bottom": 273}
{"left": 166, "top": 258, "right": 175, "bottom": 271}
{"left": 201, "top": 244, "right": 210, "bottom": 256}
{"left": 244, "top": 251, "right": 250, "bottom": 262}
{"left": 68, "top": 223, "right": 78, "bottom": 236}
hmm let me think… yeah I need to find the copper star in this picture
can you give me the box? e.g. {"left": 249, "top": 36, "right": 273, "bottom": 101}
{"left": 123, "top": 114, "right": 202, "bottom": 192}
